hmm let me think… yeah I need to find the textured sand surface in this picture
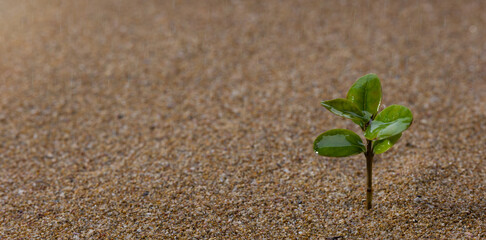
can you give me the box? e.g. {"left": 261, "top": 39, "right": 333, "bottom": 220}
{"left": 1, "top": 0, "right": 485, "bottom": 238}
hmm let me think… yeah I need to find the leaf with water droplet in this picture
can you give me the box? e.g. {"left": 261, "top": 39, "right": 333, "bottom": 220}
{"left": 314, "top": 129, "right": 365, "bottom": 157}
{"left": 373, "top": 133, "right": 402, "bottom": 154}
{"left": 347, "top": 74, "right": 382, "bottom": 117}
{"left": 365, "top": 105, "right": 413, "bottom": 140}
{"left": 321, "top": 98, "right": 368, "bottom": 128}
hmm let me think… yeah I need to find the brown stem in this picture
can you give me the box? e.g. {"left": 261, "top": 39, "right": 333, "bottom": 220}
{"left": 365, "top": 139, "right": 373, "bottom": 210}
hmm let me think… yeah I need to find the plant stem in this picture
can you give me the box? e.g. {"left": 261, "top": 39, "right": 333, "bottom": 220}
{"left": 365, "top": 139, "right": 374, "bottom": 210}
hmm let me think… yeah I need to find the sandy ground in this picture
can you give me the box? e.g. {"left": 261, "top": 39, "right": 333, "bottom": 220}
{"left": 0, "top": 0, "right": 485, "bottom": 238}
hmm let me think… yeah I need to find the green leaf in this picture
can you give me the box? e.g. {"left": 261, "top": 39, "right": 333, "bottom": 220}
{"left": 321, "top": 98, "right": 368, "bottom": 127}
{"left": 314, "top": 129, "right": 365, "bottom": 157}
{"left": 364, "top": 105, "right": 413, "bottom": 140}
{"left": 373, "top": 133, "right": 402, "bottom": 154}
{"left": 346, "top": 73, "right": 382, "bottom": 117}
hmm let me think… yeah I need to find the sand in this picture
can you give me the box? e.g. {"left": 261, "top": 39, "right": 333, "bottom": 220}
{"left": 0, "top": 0, "right": 485, "bottom": 238}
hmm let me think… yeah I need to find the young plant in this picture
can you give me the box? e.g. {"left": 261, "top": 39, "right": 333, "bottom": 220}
{"left": 313, "top": 74, "right": 413, "bottom": 209}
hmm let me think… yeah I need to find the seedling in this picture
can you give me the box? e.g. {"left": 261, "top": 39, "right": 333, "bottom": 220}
{"left": 313, "top": 74, "right": 413, "bottom": 209}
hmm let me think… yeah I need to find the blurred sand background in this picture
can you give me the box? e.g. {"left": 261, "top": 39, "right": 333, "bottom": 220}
{"left": 0, "top": 0, "right": 485, "bottom": 238}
